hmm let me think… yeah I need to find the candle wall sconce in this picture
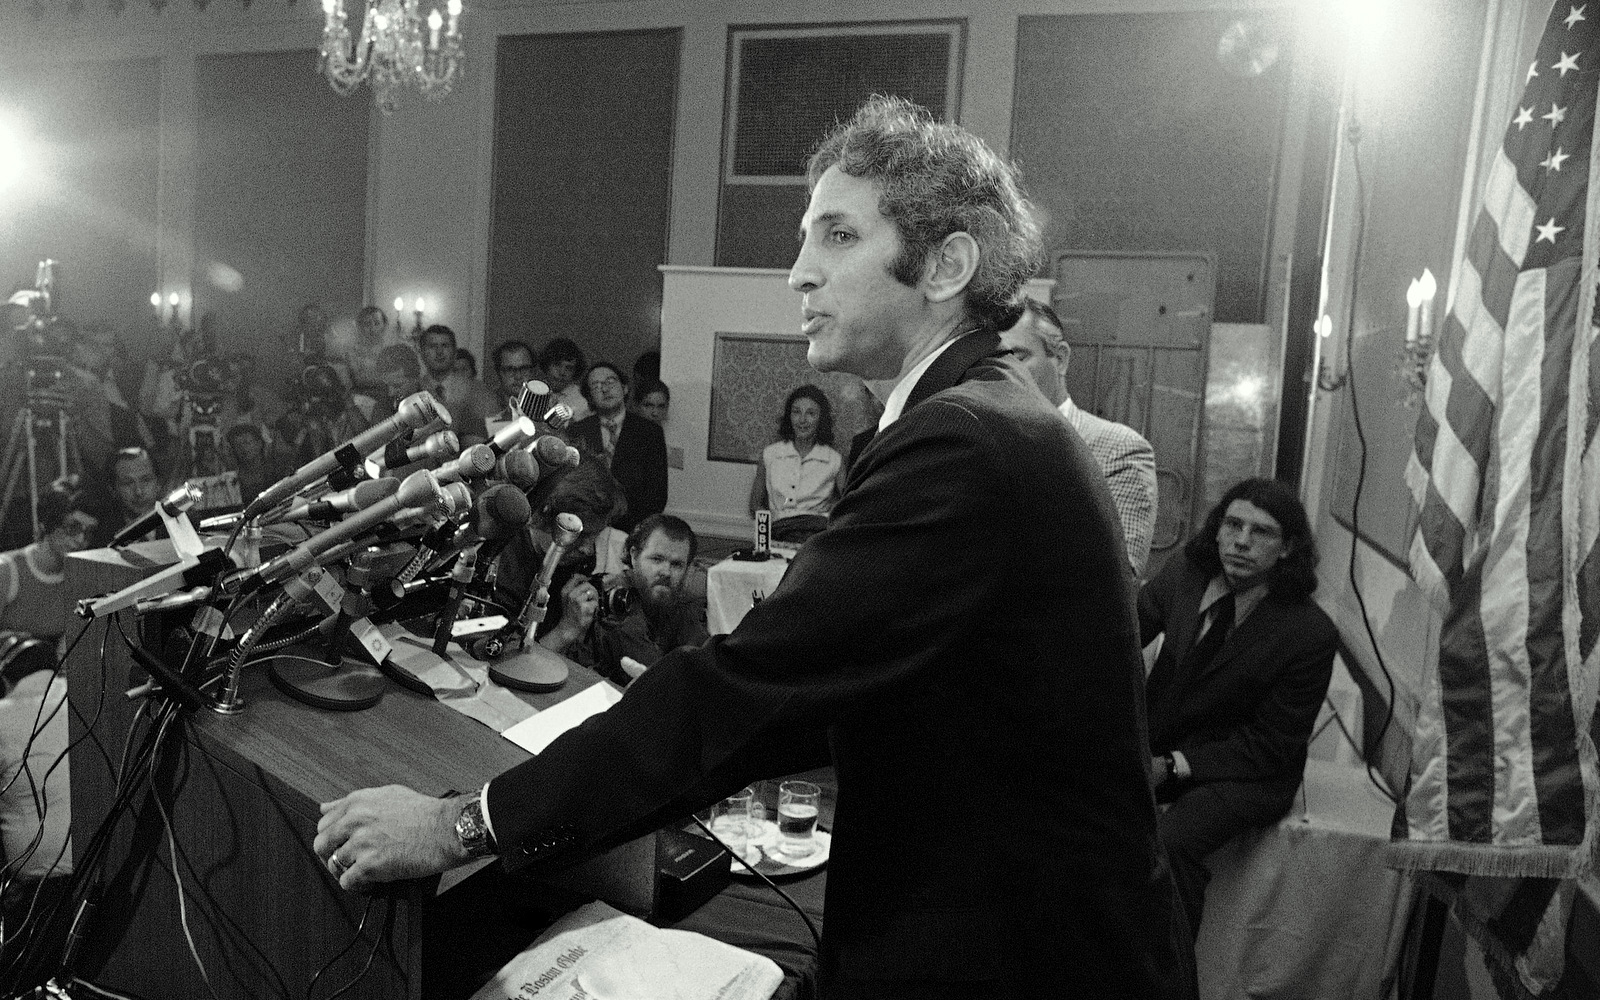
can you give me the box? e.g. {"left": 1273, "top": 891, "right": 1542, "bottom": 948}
{"left": 393, "top": 295, "right": 427, "bottom": 337}
{"left": 1314, "top": 313, "right": 1348, "bottom": 392}
{"left": 1398, "top": 269, "right": 1438, "bottom": 406}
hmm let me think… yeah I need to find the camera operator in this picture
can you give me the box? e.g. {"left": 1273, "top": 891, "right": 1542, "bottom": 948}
{"left": 272, "top": 362, "right": 375, "bottom": 470}
{"left": 60, "top": 321, "right": 149, "bottom": 481}
{"left": 588, "top": 513, "right": 708, "bottom": 686}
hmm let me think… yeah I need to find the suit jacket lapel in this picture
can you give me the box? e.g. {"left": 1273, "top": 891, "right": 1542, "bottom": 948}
{"left": 903, "top": 331, "right": 1003, "bottom": 413}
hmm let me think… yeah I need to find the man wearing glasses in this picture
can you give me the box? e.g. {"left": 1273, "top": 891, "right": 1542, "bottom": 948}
{"left": 568, "top": 361, "right": 667, "bottom": 533}
{"left": 1138, "top": 477, "right": 1336, "bottom": 942}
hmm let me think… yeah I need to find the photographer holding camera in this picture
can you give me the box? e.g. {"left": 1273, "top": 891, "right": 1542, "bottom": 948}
{"left": 588, "top": 513, "right": 708, "bottom": 686}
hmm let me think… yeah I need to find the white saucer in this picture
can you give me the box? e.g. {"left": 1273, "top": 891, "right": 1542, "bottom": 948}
{"left": 728, "top": 819, "right": 830, "bottom": 877}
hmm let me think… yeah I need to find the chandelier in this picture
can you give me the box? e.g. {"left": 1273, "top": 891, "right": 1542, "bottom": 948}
{"left": 319, "top": 0, "right": 464, "bottom": 114}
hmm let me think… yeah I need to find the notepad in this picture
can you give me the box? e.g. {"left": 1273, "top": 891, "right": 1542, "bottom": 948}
{"left": 500, "top": 681, "right": 623, "bottom": 755}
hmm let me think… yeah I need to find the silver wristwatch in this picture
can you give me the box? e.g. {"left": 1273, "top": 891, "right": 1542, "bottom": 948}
{"left": 455, "top": 792, "right": 497, "bottom": 858}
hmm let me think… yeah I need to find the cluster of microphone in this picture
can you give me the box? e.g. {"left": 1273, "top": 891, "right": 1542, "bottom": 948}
{"left": 81, "top": 384, "right": 587, "bottom": 713}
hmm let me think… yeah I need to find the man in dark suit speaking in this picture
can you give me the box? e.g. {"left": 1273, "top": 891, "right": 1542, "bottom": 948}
{"left": 316, "top": 97, "right": 1195, "bottom": 1000}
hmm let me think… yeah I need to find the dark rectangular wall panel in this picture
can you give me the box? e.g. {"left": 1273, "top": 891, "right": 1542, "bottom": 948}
{"left": 487, "top": 29, "right": 680, "bottom": 372}
{"left": 1012, "top": 12, "right": 1292, "bottom": 324}
{"left": 193, "top": 50, "right": 370, "bottom": 362}
{"left": 0, "top": 57, "right": 159, "bottom": 358}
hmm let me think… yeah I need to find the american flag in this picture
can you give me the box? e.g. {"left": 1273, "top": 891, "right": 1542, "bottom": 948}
{"left": 1400, "top": 0, "right": 1600, "bottom": 892}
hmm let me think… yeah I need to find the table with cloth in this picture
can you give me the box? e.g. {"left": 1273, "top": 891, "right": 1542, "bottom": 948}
{"left": 706, "top": 553, "right": 792, "bottom": 635}
{"left": 1195, "top": 757, "right": 1415, "bottom": 999}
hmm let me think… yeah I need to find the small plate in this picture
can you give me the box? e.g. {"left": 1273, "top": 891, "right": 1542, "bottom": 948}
{"left": 726, "top": 819, "right": 830, "bottom": 878}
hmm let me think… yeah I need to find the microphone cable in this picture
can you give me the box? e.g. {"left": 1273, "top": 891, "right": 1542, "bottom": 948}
{"left": 688, "top": 813, "right": 821, "bottom": 955}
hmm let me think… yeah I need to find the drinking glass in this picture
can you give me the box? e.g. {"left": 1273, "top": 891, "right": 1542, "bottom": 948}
{"left": 773, "top": 780, "right": 821, "bottom": 859}
{"left": 708, "top": 786, "right": 756, "bottom": 856}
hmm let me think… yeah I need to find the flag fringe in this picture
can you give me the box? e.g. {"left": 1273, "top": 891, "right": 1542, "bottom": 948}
{"left": 1386, "top": 838, "right": 1593, "bottom": 880}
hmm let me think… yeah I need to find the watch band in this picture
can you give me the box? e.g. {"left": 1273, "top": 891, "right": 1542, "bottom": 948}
{"left": 455, "top": 792, "right": 497, "bottom": 859}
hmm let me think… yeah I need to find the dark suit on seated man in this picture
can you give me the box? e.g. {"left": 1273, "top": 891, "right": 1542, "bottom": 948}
{"left": 569, "top": 362, "right": 667, "bottom": 533}
{"left": 1139, "top": 477, "right": 1337, "bottom": 939}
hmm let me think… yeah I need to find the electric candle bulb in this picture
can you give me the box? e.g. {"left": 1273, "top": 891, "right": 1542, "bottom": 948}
{"left": 168, "top": 292, "right": 180, "bottom": 307}
{"left": 428, "top": 9, "right": 442, "bottom": 50}
{"left": 150, "top": 292, "right": 162, "bottom": 309}
{"left": 1405, "top": 279, "right": 1423, "bottom": 346}
{"left": 1418, "top": 268, "right": 1437, "bottom": 345}
{"left": 414, "top": 297, "right": 425, "bottom": 314}
{"left": 394, "top": 296, "right": 405, "bottom": 314}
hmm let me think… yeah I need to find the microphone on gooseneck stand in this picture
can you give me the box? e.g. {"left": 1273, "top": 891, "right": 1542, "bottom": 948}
{"left": 110, "top": 483, "right": 204, "bottom": 548}
{"left": 489, "top": 416, "right": 538, "bottom": 457}
{"left": 375, "top": 429, "right": 458, "bottom": 473}
{"left": 431, "top": 546, "right": 478, "bottom": 656}
{"left": 242, "top": 391, "right": 446, "bottom": 520}
{"left": 434, "top": 444, "right": 498, "bottom": 485}
{"left": 264, "top": 477, "right": 400, "bottom": 525}
{"left": 239, "top": 469, "right": 447, "bottom": 592}
{"left": 484, "top": 512, "right": 583, "bottom": 693}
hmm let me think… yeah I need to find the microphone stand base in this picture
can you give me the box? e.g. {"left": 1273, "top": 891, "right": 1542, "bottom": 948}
{"left": 488, "top": 646, "right": 570, "bottom": 693}
{"left": 267, "top": 652, "right": 386, "bottom": 712}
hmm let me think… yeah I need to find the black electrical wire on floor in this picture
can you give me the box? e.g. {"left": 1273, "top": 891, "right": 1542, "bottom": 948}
{"left": 689, "top": 813, "right": 822, "bottom": 955}
{"left": 1335, "top": 120, "right": 1400, "bottom": 806}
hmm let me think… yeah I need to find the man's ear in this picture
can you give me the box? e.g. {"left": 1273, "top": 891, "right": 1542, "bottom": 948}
{"left": 922, "top": 232, "right": 979, "bottom": 305}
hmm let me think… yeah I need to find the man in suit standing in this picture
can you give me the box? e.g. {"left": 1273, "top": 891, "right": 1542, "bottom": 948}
{"left": 316, "top": 96, "right": 1194, "bottom": 1000}
{"left": 1139, "top": 477, "right": 1337, "bottom": 938}
{"left": 568, "top": 361, "right": 667, "bottom": 533}
{"left": 999, "top": 299, "right": 1158, "bottom": 579}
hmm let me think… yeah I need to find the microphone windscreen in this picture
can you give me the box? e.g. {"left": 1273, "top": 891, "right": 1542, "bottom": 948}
{"left": 350, "top": 477, "right": 401, "bottom": 509}
{"left": 532, "top": 435, "right": 575, "bottom": 469}
{"left": 476, "top": 484, "right": 532, "bottom": 540}
{"left": 497, "top": 450, "right": 540, "bottom": 491}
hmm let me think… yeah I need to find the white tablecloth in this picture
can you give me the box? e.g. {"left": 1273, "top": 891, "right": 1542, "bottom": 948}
{"left": 1196, "top": 758, "right": 1414, "bottom": 1000}
{"left": 706, "top": 556, "right": 791, "bottom": 635}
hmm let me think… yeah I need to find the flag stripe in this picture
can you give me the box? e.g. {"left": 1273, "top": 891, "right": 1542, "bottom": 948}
{"left": 1527, "top": 260, "right": 1584, "bottom": 843}
{"left": 1481, "top": 271, "right": 1541, "bottom": 846}
{"left": 1442, "top": 555, "right": 1496, "bottom": 843}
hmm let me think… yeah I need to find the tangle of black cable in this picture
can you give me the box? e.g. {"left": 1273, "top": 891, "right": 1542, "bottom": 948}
{"left": 689, "top": 814, "right": 821, "bottom": 954}
{"left": 0, "top": 689, "right": 180, "bottom": 990}
{"left": 1338, "top": 122, "right": 1401, "bottom": 806}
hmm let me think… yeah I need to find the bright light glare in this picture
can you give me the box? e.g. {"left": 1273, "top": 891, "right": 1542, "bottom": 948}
{"left": 0, "top": 123, "right": 23, "bottom": 194}
{"left": 1339, "top": 0, "right": 1391, "bottom": 66}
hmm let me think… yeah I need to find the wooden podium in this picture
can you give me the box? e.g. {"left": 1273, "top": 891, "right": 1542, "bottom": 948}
{"left": 62, "top": 543, "right": 652, "bottom": 999}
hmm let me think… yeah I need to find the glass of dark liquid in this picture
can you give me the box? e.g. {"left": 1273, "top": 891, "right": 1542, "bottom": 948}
{"left": 774, "top": 780, "right": 821, "bottom": 859}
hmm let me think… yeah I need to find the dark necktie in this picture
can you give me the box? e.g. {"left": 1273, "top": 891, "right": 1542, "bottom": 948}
{"left": 1148, "top": 590, "right": 1236, "bottom": 705}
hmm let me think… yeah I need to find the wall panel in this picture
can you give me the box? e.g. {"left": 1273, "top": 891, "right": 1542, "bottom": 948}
{"left": 487, "top": 29, "right": 680, "bottom": 373}
{"left": 192, "top": 50, "right": 369, "bottom": 366}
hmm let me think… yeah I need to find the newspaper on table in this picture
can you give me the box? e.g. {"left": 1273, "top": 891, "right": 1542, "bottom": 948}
{"left": 470, "top": 900, "right": 783, "bottom": 1000}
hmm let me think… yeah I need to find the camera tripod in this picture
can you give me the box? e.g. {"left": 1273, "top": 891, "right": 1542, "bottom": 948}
{"left": 0, "top": 387, "right": 81, "bottom": 543}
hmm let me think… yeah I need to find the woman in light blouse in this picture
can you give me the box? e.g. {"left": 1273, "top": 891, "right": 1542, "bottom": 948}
{"left": 748, "top": 385, "right": 845, "bottom": 541}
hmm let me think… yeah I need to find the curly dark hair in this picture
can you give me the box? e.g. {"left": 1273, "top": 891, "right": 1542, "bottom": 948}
{"left": 1184, "top": 478, "right": 1319, "bottom": 600}
{"left": 527, "top": 459, "right": 625, "bottom": 535}
{"left": 777, "top": 385, "right": 836, "bottom": 448}
{"left": 806, "top": 95, "right": 1044, "bottom": 331}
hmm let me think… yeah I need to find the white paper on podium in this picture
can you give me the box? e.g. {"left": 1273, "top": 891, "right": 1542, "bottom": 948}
{"left": 469, "top": 900, "right": 783, "bottom": 1000}
{"left": 500, "top": 681, "right": 622, "bottom": 755}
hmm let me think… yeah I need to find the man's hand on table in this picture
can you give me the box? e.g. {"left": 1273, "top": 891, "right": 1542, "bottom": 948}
{"left": 316, "top": 785, "right": 470, "bottom": 892}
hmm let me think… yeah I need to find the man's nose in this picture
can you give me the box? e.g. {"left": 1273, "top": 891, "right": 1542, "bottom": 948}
{"left": 789, "top": 245, "right": 820, "bottom": 292}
